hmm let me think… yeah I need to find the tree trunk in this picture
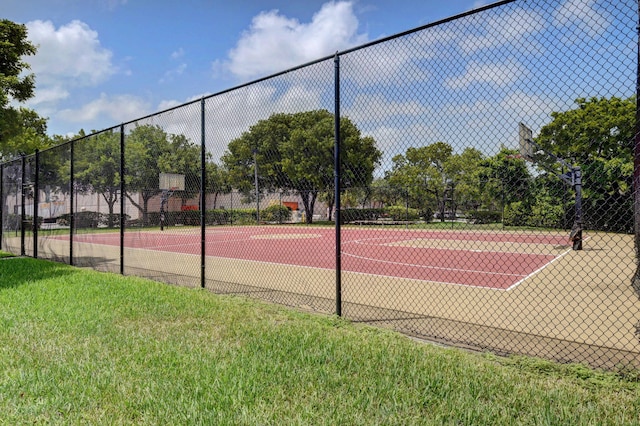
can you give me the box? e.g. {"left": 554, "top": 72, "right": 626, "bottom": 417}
{"left": 299, "top": 190, "right": 318, "bottom": 224}
{"left": 102, "top": 189, "right": 117, "bottom": 228}
{"left": 125, "top": 191, "right": 146, "bottom": 225}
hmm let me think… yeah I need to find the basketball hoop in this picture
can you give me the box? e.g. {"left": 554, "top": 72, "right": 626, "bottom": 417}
{"left": 517, "top": 122, "right": 583, "bottom": 251}
{"left": 158, "top": 173, "right": 185, "bottom": 231}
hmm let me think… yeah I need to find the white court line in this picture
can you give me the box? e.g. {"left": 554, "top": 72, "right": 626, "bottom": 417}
{"left": 343, "top": 236, "right": 568, "bottom": 256}
{"left": 69, "top": 228, "right": 576, "bottom": 291}
{"left": 505, "top": 245, "right": 574, "bottom": 291}
{"left": 341, "top": 251, "right": 525, "bottom": 279}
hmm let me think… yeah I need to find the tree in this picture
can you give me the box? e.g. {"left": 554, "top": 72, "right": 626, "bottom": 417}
{"left": 536, "top": 97, "right": 634, "bottom": 233}
{"left": 385, "top": 142, "right": 484, "bottom": 221}
{"left": 369, "top": 177, "right": 404, "bottom": 208}
{"left": 124, "top": 125, "right": 200, "bottom": 225}
{"left": 221, "top": 110, "right": 381, "bottom": 224}
{"left": 0, "top": 19, "right": 51, "bottom": 159}
{"left": 205, "top": 162, "right": 232, "bottom": 209}
{"left": 443, "top": 147, "right": 485, "bottom": 214}
{"left": 532, "top": 96, "right": 637, "bottom": 296}
{"left": 74, "top": 130, "right": 122, "bottom": 227}
{"left": 478, "top": 147, "right": 532, "bottom": 212}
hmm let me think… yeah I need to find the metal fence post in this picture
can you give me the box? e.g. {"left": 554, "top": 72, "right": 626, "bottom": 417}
{"left": 120, "top": 124, "right": 125, "bottom": 275}
{"left": 334, "top": 52, "right": 342, "bottom": 317}
{"left": 33, "top": 149, "right": 39, "bottom": 259}
{"left": 69, "top": 139, "right": 74, "bottom": 265}
{"left": 201, "top": 98, "right": 206, "bottom": 289}
{"left": 632, "top": 0, "right": 640, "bottom": 296}
{"left": 20, "top": 154, "right": 26, "bottom": 256}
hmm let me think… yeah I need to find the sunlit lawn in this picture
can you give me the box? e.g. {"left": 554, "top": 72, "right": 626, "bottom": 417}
{"left": 0, "top": 257, "right": 638, "bottom": 425}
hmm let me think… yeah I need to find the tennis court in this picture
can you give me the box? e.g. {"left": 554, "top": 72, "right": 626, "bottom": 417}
{"left": 65, "top": 226, "right": 572, "bottom": 290}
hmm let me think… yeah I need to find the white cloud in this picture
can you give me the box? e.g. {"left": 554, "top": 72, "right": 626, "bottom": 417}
{"left": 26, "top": 20, "right": 116, "bottom": 87}
{"left": 459, "top": 9, "right": 546, "bottom": 54}
{"left": 444, "top": 59, "right": 527, "bottom": 90}
{"left": 341, "top": 35, "right": 425, "bottom": 88}
{"left": 365, "top": 123, "right": 441, "bottom": 173}
{"left": 157, "top": 100, "right": 182, "bottom": 111}
{"left": 57, "top": 93, "right": 151, "bottom": 123}
{"left": 148, "top": 82, "right": 325, "bottom": 161}
{"left": 344, "top": 93, "right": 431, "bottom": 125}
{"left": 219, "top": 1, "right": 368, "bottom": 80}
{"left": 500, "top": 91, "right": 556, "bottom": 122}
{"left": 159, "top": 63, "right": 187, "bottom": 83}
{"left": 553, "top": 0, "right": 611, "bottom": 40}
{"left": 30, "top": 86, "right": 70, "bottom": 105}
{"left": 171, "top": 48, "right": 185, "bottom": 59}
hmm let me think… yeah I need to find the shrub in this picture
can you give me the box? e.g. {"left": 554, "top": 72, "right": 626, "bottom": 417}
{"left": 206, "top": 209, "right": 232, "bottom": 225}
{"left": 5, "top": 214, "right": 21, "bottom": 229}
{"left": 261, "top": 204, "right": 292, "bottom": 223}
{"left": 57, "top": 211, "right": 102, "bottom": 228}
{"left": 528, "top": 201, "right": 564, "bottom": 229}
{"left": 466, "top": 210, "right": 502, "bottom": 224}
{"left": 341, "top": 208, "right": 384, "bottom": 223}
{"left": 420, "top": 207, "right": 434, "bottom": 223}
{"left": 503, "top": 202, "right": 528, "bottom": 227}
{"left": 100, "top": 213, "right": 131, "bottom": 228}
{"left": 384, "top": 205, "right": 420, "bottom": 221}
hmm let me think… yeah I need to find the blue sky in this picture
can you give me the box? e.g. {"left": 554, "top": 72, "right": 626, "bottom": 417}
{"left": 3, "top": 0, "right": 491, "bottom": 137}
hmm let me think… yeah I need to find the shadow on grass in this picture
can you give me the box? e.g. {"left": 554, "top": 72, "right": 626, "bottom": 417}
{"left": 0, "top": 257, "right": 77, "bottom": 290}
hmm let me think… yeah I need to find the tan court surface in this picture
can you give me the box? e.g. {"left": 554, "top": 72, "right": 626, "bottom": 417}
{"left": 6, "top": 229, "right": 640, "bottom": 367}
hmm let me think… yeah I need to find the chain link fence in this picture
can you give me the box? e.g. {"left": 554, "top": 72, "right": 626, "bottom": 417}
{"left": 2, "top": 0, "right": 639, "bottom": 370}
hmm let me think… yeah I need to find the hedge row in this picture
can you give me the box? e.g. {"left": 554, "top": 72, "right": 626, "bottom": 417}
{"left": 340, "top": 206, "right": 427, "bottom": 223}
{"left": 132, "top": 205, "right": 293, "bottom": 227}
{"left": 56, "top": 212, "right": 131, "bottom": 228}
{"left": 503, "top": 201, "right": 565, "bottom": 228}
{"left": 465, "top": 210, "right": 502, "bottom": 224}
{"left": 141, "top": 209, "right": 257, "bottom": 227}
{"left": 3, "top": 214, "right": 42, "bottom": 230}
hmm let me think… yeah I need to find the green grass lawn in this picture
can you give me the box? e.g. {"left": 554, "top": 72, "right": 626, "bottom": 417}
{"left": 0, "top": 257, "right": 638, "bottom": 425}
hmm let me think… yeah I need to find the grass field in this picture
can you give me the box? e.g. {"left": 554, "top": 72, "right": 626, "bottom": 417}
{"left": 1, "top": 255, "right": 639, "bottom": 425}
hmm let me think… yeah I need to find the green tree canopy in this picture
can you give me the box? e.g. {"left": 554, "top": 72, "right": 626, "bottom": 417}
{"left": 384, "top": 142, "right": 484, "bottom": 221}
{"left": 477, "top": 147, "right": 532, "bottom": 210}
{"left": 74, "top": 130, "right": 122, "bottom": 227}
{"left": 125, "top": 125, "right": 200, "bottom": 225}
{"left": 0, "top": 19, "right": 35, "bottom": 108}
{"left": 221, "top": 110, "right": 381, "bottom": 224}
{"left": 205, "top": 162, "right": 232, "bottom": 209}
{"left": 0, "top": 19, "right": 50, "bottom": 159}
{"left": 536, "top": 96, "right": 634, "bottom": 233}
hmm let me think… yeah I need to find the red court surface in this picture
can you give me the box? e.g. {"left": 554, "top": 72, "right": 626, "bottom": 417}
{"left": 66, "top": 227, "right": 571, "bottom": 290}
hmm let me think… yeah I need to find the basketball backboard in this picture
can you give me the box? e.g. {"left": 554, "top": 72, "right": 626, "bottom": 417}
{"left": 159, "top": 172, "right": 185, "bottom": 191}
{"left": 518, "top": 122, "right": 535, "bottom": 162}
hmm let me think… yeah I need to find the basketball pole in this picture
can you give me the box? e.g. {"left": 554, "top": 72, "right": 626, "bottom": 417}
{"left": 519, "top": 123, "right": 582, "bottom": 250}
{"left": 160, "top": 189, "right": 167, "bottom": 231}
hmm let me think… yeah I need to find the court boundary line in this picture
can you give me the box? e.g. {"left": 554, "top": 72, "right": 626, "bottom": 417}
{"left": 55, "top": 227, "right": 576, "bottom": 291}
{"left": 506, "top": 245, "right": 574, "bottom": 291}
{"left": 121, "top": 245, "right": 509, "bottom": 291}
{"left": 341, "top": 251, "right": 526, "bottom": 279}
